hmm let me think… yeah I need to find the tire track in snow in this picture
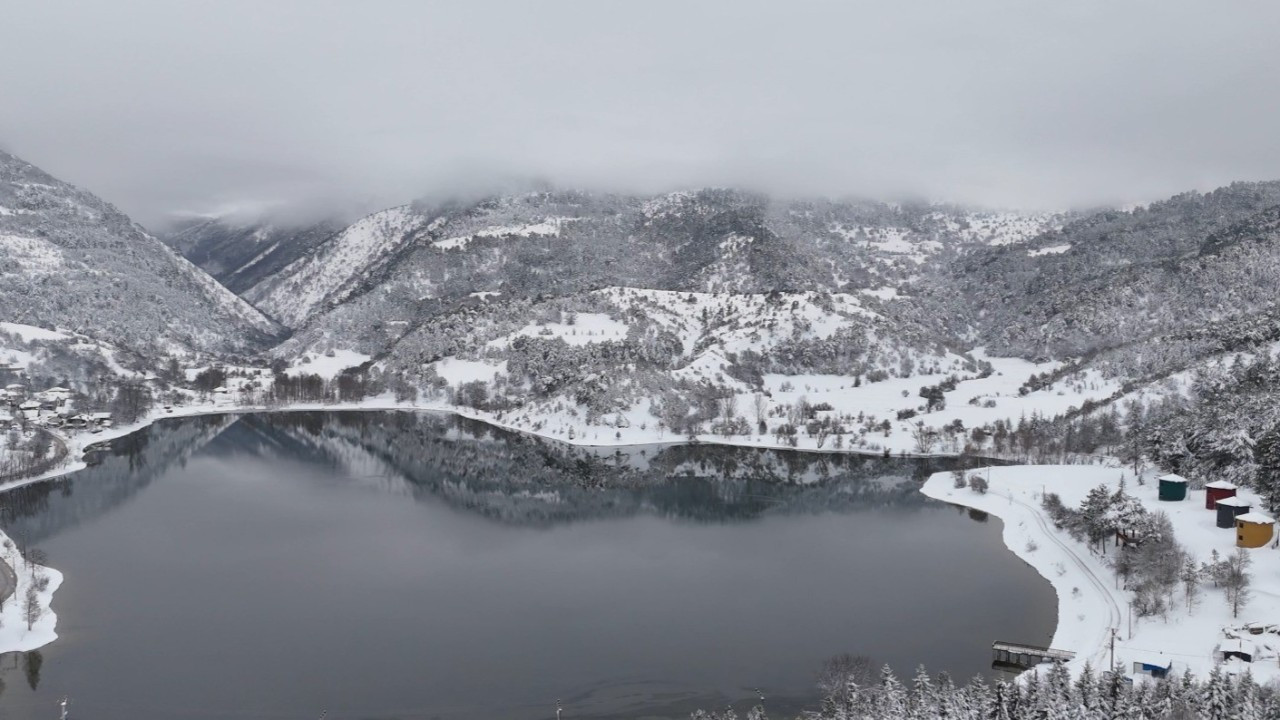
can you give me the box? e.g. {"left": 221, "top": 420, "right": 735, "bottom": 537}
{"left": 999, "top": 488, "right": 1123, "bottom": 670}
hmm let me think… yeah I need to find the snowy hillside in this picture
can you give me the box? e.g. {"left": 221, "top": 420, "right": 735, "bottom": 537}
{"left": 160, "top": 213, "right": 342, "bottom": 295}
{"left": 245, "top": 205, "right": 426, "bottom": 327}
{"left": 245, "top": 189, "right": 1067, "bottom": 334}
{"left": 0, "top": 322, "right": 146, "bottom": 386}
{"left": 0, "top": 149, "right": 282, "bottom": 357}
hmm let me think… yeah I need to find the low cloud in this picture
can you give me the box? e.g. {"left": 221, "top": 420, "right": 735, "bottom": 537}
{"left": 3, "top": 1, "right": 1278, "bottom": 227}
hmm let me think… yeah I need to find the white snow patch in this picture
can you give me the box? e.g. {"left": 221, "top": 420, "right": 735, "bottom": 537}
{"left": 0, "top": 323, "right": 72, "bottom": 343}
{"left": 288, "top": 350, "right": 372, "bottom": 379}
{"left": 1028, "top": 244, "right": 1072, "bottom": 257}
{"left": 433, "top": 358, "right": 508, "bottom": 385}
{"left": 0, "top": 234, "right": 64, "bottom": 273}
{"left": 860, "top": 287, "right": 901, "bottom": 300}
{"left": 435, "top": 218, "right": 568, "bottom": 250}
{"left": 488, "top": 313, "right": 629, "bottom": 349}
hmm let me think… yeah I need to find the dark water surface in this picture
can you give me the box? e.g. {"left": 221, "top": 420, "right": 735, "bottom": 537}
{"left": 0, "top": 412, "right": 1054, "bottom": 719}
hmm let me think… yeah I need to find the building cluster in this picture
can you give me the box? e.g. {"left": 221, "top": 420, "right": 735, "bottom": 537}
{"left": 1152, "top": 473, "right": 1278, "bottom": 674}
{"left": 1159, "top": 474, "right": 1277, "bottom": 549}
{"left": 0, "top": 383, "right": 111, "bottom": 432}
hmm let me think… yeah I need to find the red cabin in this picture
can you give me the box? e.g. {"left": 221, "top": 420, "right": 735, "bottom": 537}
{"left": 1206, "top": 480, "right": 1238, "bottom": 510}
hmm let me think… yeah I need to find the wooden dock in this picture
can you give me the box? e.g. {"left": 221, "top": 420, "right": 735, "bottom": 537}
{"left": 992, "top": 641, "right": 1075, "bottom": 669}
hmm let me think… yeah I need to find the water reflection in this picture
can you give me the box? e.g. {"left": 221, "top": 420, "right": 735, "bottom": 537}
{"left": 0, "top": 412, "right": 1047, "bottom": 720}
{"left": 5, "top": 411, "right": 986, "bottom": 542}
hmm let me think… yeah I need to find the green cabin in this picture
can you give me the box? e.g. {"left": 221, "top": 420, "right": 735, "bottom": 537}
{"left": 1158, "top": 473, "right": 1188, "bottom": 501}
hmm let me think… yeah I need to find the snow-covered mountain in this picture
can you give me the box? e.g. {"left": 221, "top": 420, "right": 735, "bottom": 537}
{"left": 160, "top": 214, "right": 343, "bottom": 296}
{"left": 954, "top": 181, "right": 1280, "bottom": 360}
{"left": 245, "top": 189, "right": 1064, "bottom": 332}
{"left": 0, "top": 149, "right": 283, "bottom": 358}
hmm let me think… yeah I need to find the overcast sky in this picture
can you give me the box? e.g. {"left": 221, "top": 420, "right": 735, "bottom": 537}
{"left": 3, "top": 1, "right": 1279, "bottom": 227}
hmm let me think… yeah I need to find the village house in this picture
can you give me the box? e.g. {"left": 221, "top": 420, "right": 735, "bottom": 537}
{"left": 18, "top": 399, "right": 41, "bottom": 420}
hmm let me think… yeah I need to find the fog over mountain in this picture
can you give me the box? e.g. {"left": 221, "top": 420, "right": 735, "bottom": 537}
{"left": 2, "top": 1, "right": 1279, "bottom": 226}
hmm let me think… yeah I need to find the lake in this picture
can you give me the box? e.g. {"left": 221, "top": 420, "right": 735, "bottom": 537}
{"left": 0, "top": 411, "right": 1054, "bottom": 719}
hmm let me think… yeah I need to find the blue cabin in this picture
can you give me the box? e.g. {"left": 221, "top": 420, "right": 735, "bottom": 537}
{"left": 1131, "top": 655, "right": 1173, "bottom": 678}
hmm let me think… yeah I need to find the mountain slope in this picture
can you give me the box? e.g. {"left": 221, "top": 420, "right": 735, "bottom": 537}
{"left": 954, "top": 182, "right": 1280, "bottom": 359}
{"left": 160, "top": 215, "right": 342, "bottom": 295}
{"left": 252, "top": 189, "right": 1063, "bottom": 334}
{"left": 0, "top": 149, "right": 282, "bottom": 357}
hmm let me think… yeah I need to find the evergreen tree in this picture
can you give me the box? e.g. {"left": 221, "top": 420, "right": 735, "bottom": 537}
{"left": 1206, "top": 664, "right": 1233, "bottom": 720}
{"left": 987, "top": 679, "right": 1013, "bottom": 720}
{"left": 1254, "top": 425, "right": 1280, "bottom": 515}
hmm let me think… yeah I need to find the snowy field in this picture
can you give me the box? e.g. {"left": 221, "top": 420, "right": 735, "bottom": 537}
{"left": 924, "top": 466, "right": 1280, "bottom": 683}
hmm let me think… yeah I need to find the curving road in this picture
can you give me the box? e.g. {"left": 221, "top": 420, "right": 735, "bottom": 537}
{"left": 998, "top": 488, "right": 1123, "bottom": 670}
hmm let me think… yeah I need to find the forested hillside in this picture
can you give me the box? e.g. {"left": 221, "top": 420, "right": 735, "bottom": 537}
{"left": 160, "top": 214, "right": 342, "bottom": 295}
{"left": 0, "top": 149, "right": 282, "bottom": 358}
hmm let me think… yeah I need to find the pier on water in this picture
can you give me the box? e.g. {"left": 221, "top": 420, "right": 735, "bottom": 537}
{"left": 992, "top": 641, "right": 1075, "bottom": 670}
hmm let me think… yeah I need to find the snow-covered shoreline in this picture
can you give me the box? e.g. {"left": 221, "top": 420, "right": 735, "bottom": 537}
{"left": 922, "top": 466, "right": 1123, "bottom": 674}
{"left": 923, "top": 466, "right": 1280, "bottom": 682}
{"left": 6, "top": 396, "right": 989, "bottom": 494}
{"left": 0, "top": 526, "right": 61, "bottom": 654}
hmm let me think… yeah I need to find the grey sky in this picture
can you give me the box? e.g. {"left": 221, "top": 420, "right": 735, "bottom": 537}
{"left": 3, "top": 0, "right": 1279, "bottom": 227}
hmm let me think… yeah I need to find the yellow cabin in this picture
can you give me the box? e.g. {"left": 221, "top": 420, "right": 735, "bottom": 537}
{"left": 1235, "top": 512, "right": 1275, "bottom": 549}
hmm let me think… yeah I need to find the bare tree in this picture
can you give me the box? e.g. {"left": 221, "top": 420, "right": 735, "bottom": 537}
{"left": 912, "top": 423, "right": 938, "bottom": 454}
{"left": 25, "top": 548, "right": 46, "bottom": 579}
{"left": 1223, "top": 548, "right": 1252, "bottom": 618}
{"left": 717, "top": 394, "right": 738, "bottom": 423}
{"left": 753, "top": 394, "right": 768, "bottom": 425}
{"left": 23, "top": 586, "right": 40, "bottom": 630}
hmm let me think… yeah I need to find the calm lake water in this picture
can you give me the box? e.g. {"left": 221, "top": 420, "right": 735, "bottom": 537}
{"left": 0, "top": 412, "right": 1054, "bottom": 719}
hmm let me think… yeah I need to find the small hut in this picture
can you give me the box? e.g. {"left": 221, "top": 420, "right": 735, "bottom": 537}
{"left": 1217, "top": 639, "right": 1256, "bottom": 663}
{"left": 1217, "top": 497, "right": 1251, "bottom": 529}
{"left": 1131, "top": 654, "right": 1174, "bottom": 679}
{"left": 1206, "top": 480, "right": 1239, "bottom": 510}
{"left": 1158, "top": 473, "right": 1188, "bottom": 501}
{"left": 1236, "top": 513, "right": 1275, "bottom": 549}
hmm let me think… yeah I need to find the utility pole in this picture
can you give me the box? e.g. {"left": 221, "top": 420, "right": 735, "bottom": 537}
{"left": 1109, "top": 628, "right": 1116, "bottom": 671}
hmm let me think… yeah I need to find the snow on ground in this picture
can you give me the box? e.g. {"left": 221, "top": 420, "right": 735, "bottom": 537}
{"left": 0, "top": 322, "right": 72, "bottom": 344}
{"left": 0, "top": 322, "right": 144, "bottom": 378}
{"left": 487, "top": 313, "right": 629, "bottom": 349}
{"left": 936, "top": 211, "right": 1061, "bottom": 246}
{"left": 1028, "top": 244, "right": 1072, "bottom": 257}
{"left": 0, "top": 235, "right": 64, "bottom": 274}
{"left": 288, "top": 350, "right": 372, "bottom": 379}
{"left": 829, "top": 225, "right": 941, "bottom": 263}
{"left": 433, "top": 358, "right": 508, "bottom": 385}
{"left": 252, "top": 205, "right": 423, "bottom": 327}
{"left": 593, "top": 287, "right": 880, "bottom": 358}
{"left": 924, "top": 465, "right": 1280, "bottom": 683}
{"left": 434, "top": 218, "right": 567, "bottom": 250}
{"left": 0, "top": 526, "right": 61, "bottom": 653}
{"left": 860, "top": 287, "right": 902, "bottom": 301}
{"left": 414, "top": 344, "right": 1119, "bottom": 453}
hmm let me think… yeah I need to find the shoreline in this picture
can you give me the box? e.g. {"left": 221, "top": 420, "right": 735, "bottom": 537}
{"left": 921, "top": 466, "right": 1123, "bottom": 675}
{"left": 0, "top": 526, "right": 62, "bottom": 655}
{"left": 4, "top": 404, "right": 1114, "bottom": 670}
{"left": 923, "top": 465, "right": 1280, "bottom": 682}
{"left": 5, "top": 398, "right": 1023, "bottom": 492}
